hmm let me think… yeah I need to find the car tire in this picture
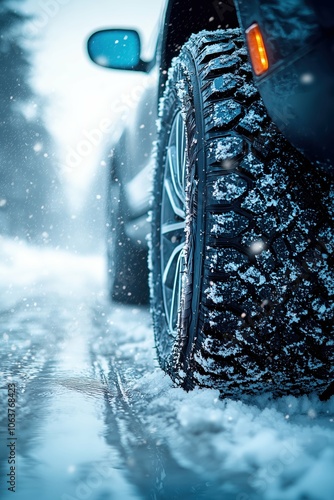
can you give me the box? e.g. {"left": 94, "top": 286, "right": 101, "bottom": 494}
{"left": 150, "top": 29, "right": 334, "bottom": 398}
{"left": 107, "top": 177, "right": 149, "bottom": 305}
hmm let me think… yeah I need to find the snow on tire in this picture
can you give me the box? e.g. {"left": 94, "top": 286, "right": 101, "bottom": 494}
{"left": 150, "top": 29, "right": 334, "bottom": 398}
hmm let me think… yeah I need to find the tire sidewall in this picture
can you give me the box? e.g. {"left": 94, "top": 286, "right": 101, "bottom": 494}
{"left": 151, "top": 53, "right": 207, "bottom": 381}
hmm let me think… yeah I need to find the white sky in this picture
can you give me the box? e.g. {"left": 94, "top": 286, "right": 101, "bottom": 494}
{"left": 22, "top": 0, "right": 165, "bottom": 207}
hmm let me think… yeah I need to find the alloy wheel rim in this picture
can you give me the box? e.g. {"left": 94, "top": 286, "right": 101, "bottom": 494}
{"left": 161, "top": 111, "right": 187, "bottom": 335}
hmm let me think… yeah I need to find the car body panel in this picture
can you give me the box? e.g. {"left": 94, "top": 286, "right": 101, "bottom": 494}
{"left": 234, "top": 0, "right": 334, "bottom": 166}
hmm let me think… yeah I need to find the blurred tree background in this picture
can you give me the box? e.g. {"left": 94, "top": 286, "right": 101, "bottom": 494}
{"left": 0, "top": 1, "right": 64, "bottom": 243}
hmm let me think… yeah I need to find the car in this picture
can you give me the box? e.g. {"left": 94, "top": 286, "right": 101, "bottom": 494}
{"left": 87, "top": 0, "right": 334, "bottom": 399}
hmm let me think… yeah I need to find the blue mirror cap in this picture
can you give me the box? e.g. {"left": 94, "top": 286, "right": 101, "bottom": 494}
{"left": 87, "top": 29, "right": 151, "bottom": 72}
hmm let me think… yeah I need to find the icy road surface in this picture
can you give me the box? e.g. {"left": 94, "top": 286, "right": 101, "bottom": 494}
{"left": 0, "top": 238, "right": 334, "bottom": 500}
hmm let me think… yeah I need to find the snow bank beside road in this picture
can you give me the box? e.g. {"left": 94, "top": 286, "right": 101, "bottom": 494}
{"left": 130, "top": 372, "right": 334, "bottom": 499}
{"left": 107, "top": 305, "right": 334, "bottom": 500}
{"left": 0, "top": 236, "right": 104, "bottom": 303}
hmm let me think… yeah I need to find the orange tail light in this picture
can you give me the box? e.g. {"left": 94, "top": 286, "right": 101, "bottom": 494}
{"left": 246, "top": 23, "right": 269, "bottom": 76}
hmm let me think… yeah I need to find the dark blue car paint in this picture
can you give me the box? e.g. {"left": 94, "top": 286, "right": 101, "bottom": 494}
{"left": 234, "top": 0, "right": 334, "bottom": 167}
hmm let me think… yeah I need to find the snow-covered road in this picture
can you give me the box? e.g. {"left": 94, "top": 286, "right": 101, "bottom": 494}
{"left": 0, "top": 238, "right": 334, "bottom": 500}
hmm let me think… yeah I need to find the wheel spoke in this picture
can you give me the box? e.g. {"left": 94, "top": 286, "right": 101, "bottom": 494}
{"left": 176, "top": 114, "right": 186, "bottom": 191}
{"left": 164, "top": 179, "right": 185, "bottom": 219}
{"left": 161, "top": 221, "right": 186, "bottom": 235}
{"left": 162, "top": 242, "right": 184, "bottom": 286}
{"left": 168, "top": 249, "right": 184, "bottom": 332}
{"left": 167, "top": 146, "right": 185, "bottom": 207}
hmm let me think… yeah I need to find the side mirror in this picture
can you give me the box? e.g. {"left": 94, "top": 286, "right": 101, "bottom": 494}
{"left": 87, "top": 29, "right": 151, "bottom": 72}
